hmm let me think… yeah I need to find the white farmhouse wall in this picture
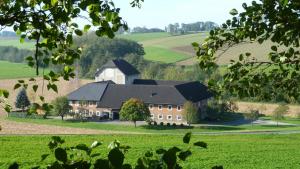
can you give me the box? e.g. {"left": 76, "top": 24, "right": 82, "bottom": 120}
{"left": 95, "top": 68, "right": 125, "bottom": 84}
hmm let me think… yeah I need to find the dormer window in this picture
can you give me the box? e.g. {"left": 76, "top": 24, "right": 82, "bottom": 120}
{"left": 158, "top": 105, "right": 162, "bottom": 110}
{"left": 149, "top": 104, "right": 154, "bottom": 110}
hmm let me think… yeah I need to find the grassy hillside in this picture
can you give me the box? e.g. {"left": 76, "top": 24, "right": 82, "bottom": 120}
{"left": 0, "top": 38, "right": 35, "bottom": 50}
{"left": 0, "top": 61, "right": 42, "bottom": 79}
{"left": 1, "top": 134, "right": 300, "bottom": 168}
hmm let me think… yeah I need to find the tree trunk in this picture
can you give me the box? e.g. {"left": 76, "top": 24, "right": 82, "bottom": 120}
{"left": 134, "top": 121, "right": 136, "bottom": 128}
{"left": 61, "top": 115, "right": 64, "bottom": 121}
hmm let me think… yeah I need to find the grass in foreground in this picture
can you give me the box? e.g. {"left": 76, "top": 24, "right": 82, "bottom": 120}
{"left": 0, "top": 61, "right": 47, "bottom": 79}
{"left": 1, "top": 134, "right": 300, "bottom": 169}
{"left": 7, "top": 117, "right": 300, "bottom": 134}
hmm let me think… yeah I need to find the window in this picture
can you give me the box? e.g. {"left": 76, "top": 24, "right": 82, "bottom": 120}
{"left": 176, "top": 115, "right": 182, "bottom": 121}
{"left": 177, "top": 105, "right": 182, "bottom": 111}
{"left": 89, "top": 110, "right": 93, "bottom": 116}
{"left": 89, "top": 101, "right": 93, "bottom": 107}
{"left": 158, "top": 105, "right": 162, "bottom": 110}
{"left": 167, "top": 115, "right": 172, "bottom": 120}
{"left": 151, "top": 114, "right": 154, "bottom": 119}
{"left": 158, "top": 114, "right": 163, "bottom": 120}
{"left": 96, "top": 111, "right": 101, "bottom": 116}
{"left": 168, "top": 105, "right": 172, "bottom": 111}
{"left": 149, "top": 104, "right": 154, "bottom": 110}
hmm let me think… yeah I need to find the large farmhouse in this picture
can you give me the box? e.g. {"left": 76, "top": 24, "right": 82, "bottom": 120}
{"left": 67, "top": 59, "right": 212, "bottom": 123}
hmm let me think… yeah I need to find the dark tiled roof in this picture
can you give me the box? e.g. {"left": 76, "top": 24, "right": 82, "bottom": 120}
{"left": 98, "top": 84, "right": 187, "bottom": 109}
{"left": 133, "top": 79, "right": 186, "bottom": 85}
{"left": 95, "top": 59, "right": 140, "bottom": 76}
{"left": 67, "top": 81, "right": 113, "bottom": 101}
{"left": 174, "top": 81, "right": 213, "bottom": 102}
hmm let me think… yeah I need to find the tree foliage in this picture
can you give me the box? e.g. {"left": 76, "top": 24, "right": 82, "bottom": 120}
{"left": 194, "top": 0, "right": 300, "bottom": 102}
{"left": 183, "top": 101, "right": 199, "bottom": 125}
{"left": 51, "top": 96, "right": 71, "bottom": 120}
{"left": 273, "top": 103, "right": 289, "bottom": 126}
{"left": 244, "top": 109, "right": 260, "bottom": 126}
{"left": 120, "top": 98, "right": 150, "bottom": 127}
{"left": 15, "top": 88, "right": 30, "bottom": 112}
{"left": 0, "top": 0, "right": 143, "bottom": 112}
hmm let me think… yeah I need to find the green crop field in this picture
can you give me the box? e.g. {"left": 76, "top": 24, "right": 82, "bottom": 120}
{"left": 117, "top": 32, "right": 170, "bottom": 42}
{"left": 0, "top": 38, "right": 35, "bottom": 50}
{"left": 1, "top": 134, "right": 300, "bottom": 169}
{"left": 0, "top": 61, "right": 44, "bottom": 79}
{"left": 144, "top": 46, "right": 190, "bottom": 63}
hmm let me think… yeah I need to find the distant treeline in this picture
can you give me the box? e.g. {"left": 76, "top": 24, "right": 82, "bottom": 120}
{"left": 0, "top": 46, "right": 32, "bottom": 63}
{"left": 165, "top": 21, "right": 218, "bottom": 35}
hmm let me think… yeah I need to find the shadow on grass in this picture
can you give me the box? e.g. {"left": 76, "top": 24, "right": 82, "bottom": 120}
{"left": 142, "top": 125, "right": 194, "bottom": 130}
{"left": 196, "top": 126, "right": 244, "bottom": 131}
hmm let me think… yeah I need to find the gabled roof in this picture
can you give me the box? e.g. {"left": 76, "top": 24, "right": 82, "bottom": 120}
{"left": 174, "top": 81, "right": 213, "bottom": 102}
{"left": 133, "top": 79, "right": 186, "bottom": 86}
{"left": 98, "top": 84, "right": 187, "bottom": 109}
{"left": 95, "top": 59, "right": 140, "bottom": 76}
{"left": 67, "top": 81, "right": 114, "bottom": 101}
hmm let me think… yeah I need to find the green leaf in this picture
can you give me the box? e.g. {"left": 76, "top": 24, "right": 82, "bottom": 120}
{"left": 14, "top": 84, "right": 21, "bottom": 90}
{"left": 194, "top": 141, "right": 207, "bottom": 148}
{"left": 90, "top": 141, "right": 102, "bottom": 148}
{"left": 41, "top": 154, "right": 49, "bottom": 161}
{"left": 178, "top": 150, "right": 192, "bottom": 161}
{"left": 108, "top": 148, "right": 124, "bottom": 168}
{"left": 183, "top": 132, "right": 192, "bottom": 144}
{"left": 1, "top": 90, "right": 9, "bottom": 98}
{"left": 271, "top": 46, "right": 277, "bottom": 51}
{"left": 51, "top": 0, "right": 58, "bottom": 6}
{"left": 8, "top": 162, "right": 19, "bottom": 169}
{"left": 33, "top": 85, "right": 38, "bottom": 92}
{"left": 94, "top": 159, "right": 109, "bottom": 169}
{"left": 191, "top": 42, "right": 199, "bottom": 47}
{"left": 229, "top": 8, "right": 238, "bottom": 15}
{"left": 84, "top": 25, "right": 91, "bottom": 32}
{"left": 54, "top": 148, "right": 67, "bottom": 163}
{"left": 74, "top": 29, "right": 83, "bottom": 36}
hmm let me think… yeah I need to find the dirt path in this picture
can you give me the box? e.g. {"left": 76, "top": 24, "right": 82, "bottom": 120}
{"left": 0, "top": 118, "right": 132, "bottom": 135}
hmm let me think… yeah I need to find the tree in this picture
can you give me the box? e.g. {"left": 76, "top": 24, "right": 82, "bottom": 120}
{"left": 15, "top": 88, "right": 30, "bottom": 112}
{"left": 194, "top": 0, "right": 300, "bottom": 102}
{"left": 273, "top": 103, "right": 289, "bottom": 126}
{"left": 119, "top": 98, "right": 150, "bottom": 127}
{"left": 183, "top": 101, "right": 199, "bottom": 126}
{"left": 0, "top": 0, "right": 143, "bottom": 113}
{"left": 52, "top": 96, "right": 71, "bottom": 120}
{"left": 244, "top": 109, "right": 260, "bottom": 126}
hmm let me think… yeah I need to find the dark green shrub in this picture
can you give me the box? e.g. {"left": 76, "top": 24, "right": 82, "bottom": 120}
{"left": 172, "top": 123, "right": 177, "bottom": 127}
{"left": 160, "top": 122, "right": 164, "bottom": 126}
{"left": 153, "top": 121, "right": 157, "bottom": 125}
{"left": 166, "top": 123, "right": 171, "bottom": 127}
{"left": 180, "top": 123, "right": 184, "bottom": 127}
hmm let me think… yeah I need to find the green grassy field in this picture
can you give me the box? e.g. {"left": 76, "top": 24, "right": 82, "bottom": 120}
{"left": 0, "top": 38, "right": 35, "bottom": 50}
{"left": 0, "top": 61, "right": 43, "bottom": 79}
{"left": 117, "top": 32, "right": 170, "bottom": 42}
{"left": 7, "top": 117, "right": 300, "bottom": 134}
{"left": 1, "top": 134, "right": 300, "bottom": 169}
{"left": 144, "top": 46, "right": 190, "bottom": 63}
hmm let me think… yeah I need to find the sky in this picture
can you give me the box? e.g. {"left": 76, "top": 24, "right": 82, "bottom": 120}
{"left": 114, "top": 0, "right": 254, "bottom": 29}
{"left": 1, "top": 0, "right": 255, "bottom": 32}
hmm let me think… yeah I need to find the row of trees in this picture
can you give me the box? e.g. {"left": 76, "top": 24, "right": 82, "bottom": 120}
{"left": 0, "top": 46, "right": 33, "bottom": 63}
{"left": 130, "top": 26, "right": 164, "bottom": 33}
{"left": 165, "top": 21, "right": 218, "bottom": 35}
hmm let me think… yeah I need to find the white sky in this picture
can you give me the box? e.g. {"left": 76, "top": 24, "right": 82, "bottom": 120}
{"left": 2, "top": 0, "right": 255, "bottom": 31}
{"left": 114, "top": 0, "right": 255, "bottom": 29}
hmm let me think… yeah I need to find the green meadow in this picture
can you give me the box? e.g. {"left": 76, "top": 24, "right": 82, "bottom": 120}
{"left": 0, "top": 61, "right": 43, "bottom": 79}
{"left": 0, "top": 38, "right": 35, "bottom": 50}
{"left": 1, "top": 134, "right": 300, "bottom": 169}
